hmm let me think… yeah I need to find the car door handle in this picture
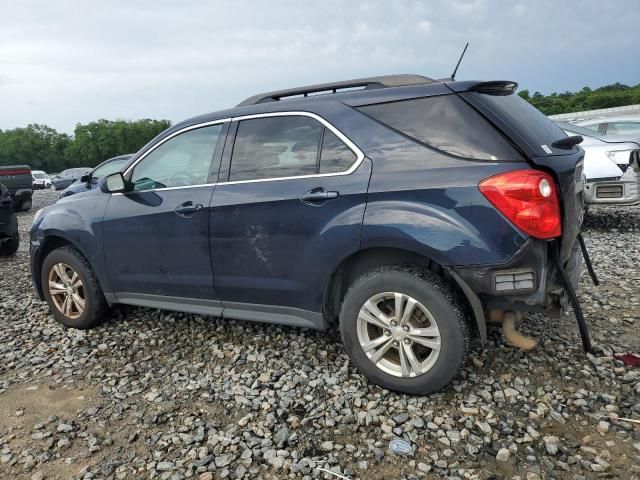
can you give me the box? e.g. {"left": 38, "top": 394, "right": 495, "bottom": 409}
{"left": 300, "top": 189, "right": 339, "bottom": 205}
{"left": 175, "top": 201, "right": 203, "bottom": 217}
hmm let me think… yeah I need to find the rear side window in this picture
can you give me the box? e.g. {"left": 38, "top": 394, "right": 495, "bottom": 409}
{"left": 357, "top": 95, "right": 520, "bottom": 160}
{"left": 319, "top": 130, "right": 357, "bottom": 174}
{"left": 229, "top": 115, "right": 359, "bottom": 181}
{"left": 230, "top": 116, "right": 321, "bottom": 181}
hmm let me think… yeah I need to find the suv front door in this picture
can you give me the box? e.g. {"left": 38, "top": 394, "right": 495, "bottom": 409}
{"left": 102, "top": 122, "right": 227, "bottom": 312}
{"left": 209, "top": 113, "right": 370, "bottom": 327}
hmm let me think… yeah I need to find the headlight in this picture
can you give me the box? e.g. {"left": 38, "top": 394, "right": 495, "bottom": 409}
{"left": 606, "top": 150, "right": 631, "bottom": 163}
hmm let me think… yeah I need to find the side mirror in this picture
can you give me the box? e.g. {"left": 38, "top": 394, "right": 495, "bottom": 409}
{"left": 80, "top": 174, "right": 91, "bottom": 183}
{"left": 102, "top": 172, "right": 127, "bottom": 193}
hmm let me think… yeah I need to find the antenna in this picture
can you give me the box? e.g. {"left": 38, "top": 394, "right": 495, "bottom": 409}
{"left": 451, "top": 42, "right": 469, "bottom": 80}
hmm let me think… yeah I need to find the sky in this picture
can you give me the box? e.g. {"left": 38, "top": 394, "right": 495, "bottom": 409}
{"left": 1, "top": 0, "right": 639, "bottom": 134}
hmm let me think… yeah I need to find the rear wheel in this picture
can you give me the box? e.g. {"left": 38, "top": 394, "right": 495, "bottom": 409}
{"left": 340, "top": 266, "right": 469, "bottom": 394}
{"left": 41, "top": 246, "right": 107, "bottom": 329}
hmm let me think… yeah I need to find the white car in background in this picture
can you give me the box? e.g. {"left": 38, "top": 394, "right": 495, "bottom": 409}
{"left": 31, "top": 170, "right": 52, "bottom": 190}
{"left": 577, "top": 115, "right": 640, "bottom": 136}
{"left": 555, "top": 122, "right": 640, "bottom": 206}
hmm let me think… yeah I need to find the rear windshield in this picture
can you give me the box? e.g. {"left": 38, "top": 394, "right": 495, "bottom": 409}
{"left": 357, "top": 95, "right": 521, "bottom": 161}
{"left": 462, "top": 92, "right": 571, "bottom": 156}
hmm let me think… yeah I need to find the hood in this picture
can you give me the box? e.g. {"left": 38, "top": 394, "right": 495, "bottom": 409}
{"left": 60, "top": 181, "right": 92, "bottom": 197}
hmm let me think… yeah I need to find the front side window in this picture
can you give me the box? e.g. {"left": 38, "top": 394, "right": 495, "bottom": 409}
{"left": 131, "top": 124, "right": 223, "bottom": 191}
{"left": 93, "top": 159, "right": 128, "bottom": 179}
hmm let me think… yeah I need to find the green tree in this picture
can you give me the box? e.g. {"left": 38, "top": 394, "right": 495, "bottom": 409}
{"left": 520, "top": 82, "right": 640, "bottom": 115}
{"left": 0, "top": 118, "right": 171, "bottom": 171}
{"left": 0, "top": 124, "right": 71, "bottom": 171}
{"left": 65, "top": 119, "right": 171, "bottom": 167}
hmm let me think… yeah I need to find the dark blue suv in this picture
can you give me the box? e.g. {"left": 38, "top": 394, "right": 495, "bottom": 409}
{"left": 30, "top": 75, "right": 586, "bottom": 394}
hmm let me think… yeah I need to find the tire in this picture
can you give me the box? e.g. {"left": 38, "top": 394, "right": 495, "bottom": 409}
{"left": 339, "top": 266, "right": 469, "bottom": 395}
{"left": 41, "top": 246, "right": 107, "bottom": 329}
{"left": 20, "top": 199, "right": 32, "bottom": 212}
{"left": 0, "top": 234, "right": 19, "bottom": 256}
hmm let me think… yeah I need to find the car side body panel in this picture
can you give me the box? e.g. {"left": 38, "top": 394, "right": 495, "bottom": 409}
{"left": 30, "top": 190, "right": 112, "bottom": 297}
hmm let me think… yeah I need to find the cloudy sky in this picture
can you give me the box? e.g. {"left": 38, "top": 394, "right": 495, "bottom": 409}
{"left": 1, "top": 0, "right": 639, "bottom": 133}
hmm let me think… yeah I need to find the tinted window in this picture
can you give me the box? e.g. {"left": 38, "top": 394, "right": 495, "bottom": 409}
{"left": 464, "top": 92, "right": 568, "bottom": 156}
{"left": 358, "top": 95, "right": 520, "bottom": 160}
{"left": 230, "top": 116, "right": 322, "bottom": 181}
{"left": 132, "top": 124, "right": 222, "bottom": 191}
{"left": 319, "top": 130, "right": 357, "bottom": 173}
{"left": 93, "top": 159, "right": 128, "bottom": 179}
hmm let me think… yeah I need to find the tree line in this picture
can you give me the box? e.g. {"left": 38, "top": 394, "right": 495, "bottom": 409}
{"left": 0, "top": 119, "right": 171, "bottom": 172}
{"left": 519, "top": 82, "right": 640, "bottom": 116}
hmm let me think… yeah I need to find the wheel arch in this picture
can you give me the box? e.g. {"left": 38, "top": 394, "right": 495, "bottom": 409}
{"left": 322, "top": 246, "right": 486, "bottom": 344}
{"left": 33, "top": 234, "right": 105, "bottom": 301}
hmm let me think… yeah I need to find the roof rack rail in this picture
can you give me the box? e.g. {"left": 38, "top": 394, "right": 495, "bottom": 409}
{"left": 236, "top": 74, "right": 436, "bottom": 107}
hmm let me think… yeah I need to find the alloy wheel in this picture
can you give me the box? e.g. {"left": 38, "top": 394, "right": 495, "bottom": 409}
{"left": 48, "top": 262, "right": 85, "bottom": 319}
{"left": 356, "top": 292, "right": 441, "bottom": 377}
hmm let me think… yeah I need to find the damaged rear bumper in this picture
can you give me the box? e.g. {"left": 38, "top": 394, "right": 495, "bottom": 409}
{"left": 451, "top": 237, "right": 582, "bottom": 317}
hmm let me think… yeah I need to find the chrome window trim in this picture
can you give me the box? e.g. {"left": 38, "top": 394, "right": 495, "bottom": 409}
{"left": 123, "top": 119, "right": 230, "bottom": 177}
{"left": 115, "top": 111, "right": 364, "bottom": 195}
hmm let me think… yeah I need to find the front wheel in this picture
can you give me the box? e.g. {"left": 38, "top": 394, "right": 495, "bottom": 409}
{"left": 41, "top": 246, "right": 107, "bottom": 329}
{"left": 340, "top": 267, "right": 469, "bottom": 395}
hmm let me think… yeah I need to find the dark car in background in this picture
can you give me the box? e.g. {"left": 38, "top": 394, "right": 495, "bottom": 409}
{"left": 60, "top": 155, "right": 133, "bottom": 198}
{"left": 0, "top": 183, "right": 19, "bottom": 255}
{"left": 0, "top": 165, "right": 33, "bottom": 211}
{"left": 50, "top": 168, "right": 92, "bottom": 191}
{"left": 30, "top": 74, "right": 585, "bottom": 394}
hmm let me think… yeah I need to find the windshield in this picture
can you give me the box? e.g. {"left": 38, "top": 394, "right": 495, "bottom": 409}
{"left": 33, "top": 173, "right": 45, "bottom": 179}
{"left": 554, "top": 122, "right": 600, "bottom": 137}
{"left": 92, "top": 159, "right": 128, "bottom": 179}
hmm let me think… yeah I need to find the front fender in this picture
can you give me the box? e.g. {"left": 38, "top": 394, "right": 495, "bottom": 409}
{"left": 31, "top": 191, "right": 111, "bottom": 295}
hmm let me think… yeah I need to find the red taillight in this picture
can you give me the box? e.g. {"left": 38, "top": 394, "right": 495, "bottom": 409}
{"left": 479, "top": 169, "right": 562, "bottom": 239}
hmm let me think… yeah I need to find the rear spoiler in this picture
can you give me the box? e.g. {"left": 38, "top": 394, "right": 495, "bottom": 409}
{"left": 446, "top": 80, "right": 518, "bottom": 95}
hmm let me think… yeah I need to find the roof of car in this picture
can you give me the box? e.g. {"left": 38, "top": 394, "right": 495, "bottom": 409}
{"left": 236, "top": 74, "right": 437, "bottom": 107}
{"left": 170, "top": 76, "right": 502, "bottom": 130}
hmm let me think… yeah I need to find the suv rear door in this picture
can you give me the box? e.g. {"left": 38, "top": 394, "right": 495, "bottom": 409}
{"left": 209, "top": 113, "right": 370, "bottom": 327}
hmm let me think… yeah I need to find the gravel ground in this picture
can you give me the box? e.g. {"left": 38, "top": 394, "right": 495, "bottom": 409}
{"left": 0, "top": 190, "right": 639, "bottom": 480}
